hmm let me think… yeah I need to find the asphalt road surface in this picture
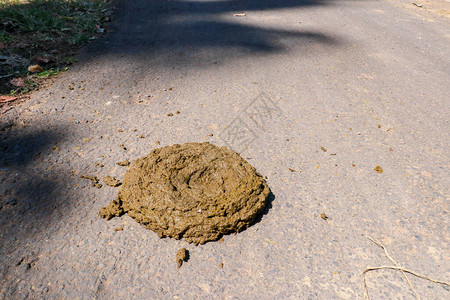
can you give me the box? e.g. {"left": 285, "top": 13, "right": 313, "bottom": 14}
{"left": 1, "top": 0, "right": 449, "bottom": 299}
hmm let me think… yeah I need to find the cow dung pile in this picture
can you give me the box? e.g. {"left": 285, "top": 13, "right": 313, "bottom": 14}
{"left": 99, "top": 142, "right": 270, "bottom": 245}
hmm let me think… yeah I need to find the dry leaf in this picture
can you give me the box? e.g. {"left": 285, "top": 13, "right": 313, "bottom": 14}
{"left": 28, "top": 64, "right": 44, "bottom": 73}
{"left": 0, "top": 96, "right": 18, "bottom": 103}
{"left": 10, "top": 77, "right": 25, "bottom": 87}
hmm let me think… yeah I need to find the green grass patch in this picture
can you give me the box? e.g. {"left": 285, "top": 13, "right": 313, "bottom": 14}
{"left": 0, "top": 0, "right": 111, "bottom": 95}
{"left": 0, "top": 0, "right": 106, "bottom": 44}
{"left": 35, "top": 66, "right": 68, "bottom": 77}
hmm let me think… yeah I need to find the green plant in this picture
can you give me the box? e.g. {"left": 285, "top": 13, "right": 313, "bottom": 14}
{"left": 35, "top": 67, "right": 68, "bottom": 78}
{"left": 0, "top": 0, "right": 106, "bottom": 45}
{"left": 0, "top": 33, "right": 14, "bottom": 42}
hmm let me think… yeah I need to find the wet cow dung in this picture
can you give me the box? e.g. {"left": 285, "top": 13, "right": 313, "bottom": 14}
{"left": 99, "top": 142, "right": 270, "bottom": 245}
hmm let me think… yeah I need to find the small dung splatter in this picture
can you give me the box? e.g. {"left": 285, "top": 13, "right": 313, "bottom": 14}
{"left": 103, "top": 176, "right": 121, "bottom": 187}
{"left": 117, "top": 160, "right": 130, "bottom": 167}
{"left": 113, "top": 225, "right": 124, "bottom": 231}
{"left": 81, "top": 175, "right": 100, "bottom": 188}
{"left": 320, "top": 213, "right": 328, "bottom": 220}
{"left": 176, "top": 248, "right": 188, "bottom": 269}
{"left": 374, "top": 166, "right": 383, "bottom": 173}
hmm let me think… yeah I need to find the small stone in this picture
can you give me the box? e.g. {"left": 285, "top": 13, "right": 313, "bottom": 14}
{"left": 167, "top": 113, "right": 173, "bottom": 117}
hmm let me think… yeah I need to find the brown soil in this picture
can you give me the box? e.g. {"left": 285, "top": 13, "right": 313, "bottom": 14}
{"left": 387, "top": 0, "right": 450, "bottom": 20}
{"left": 99, "top": 142, "right": 270, "bottom": 245}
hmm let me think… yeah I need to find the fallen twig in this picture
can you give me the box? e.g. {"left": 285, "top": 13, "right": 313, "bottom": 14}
{"left": 0, "top": 74, "right": 14, "bottom": 79}
{"left": 0, "top": 96, "right": 18, "bottom": 103}
{"left": 362, "top": 236, "right": 450, "bottom": 300}
{"left": 367, "top": 236, "right": 419, "bottom": 299}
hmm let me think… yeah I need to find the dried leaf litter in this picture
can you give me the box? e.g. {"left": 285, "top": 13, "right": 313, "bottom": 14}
{"left": 99, "top": 142, "right": 270, "bottom": 245}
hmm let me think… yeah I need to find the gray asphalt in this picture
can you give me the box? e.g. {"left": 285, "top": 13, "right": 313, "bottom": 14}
{"left": 1, "top": 0, "right": 449, "bottom": 299}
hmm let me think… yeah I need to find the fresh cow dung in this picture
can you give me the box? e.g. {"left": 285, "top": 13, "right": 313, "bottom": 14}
{"left": 99, "top": 142, "right": 270, "bottom": 245}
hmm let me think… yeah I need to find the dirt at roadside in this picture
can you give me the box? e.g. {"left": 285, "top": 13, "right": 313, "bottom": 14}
{"left": 387, "top": 0, "right": 450, "bottom": 21}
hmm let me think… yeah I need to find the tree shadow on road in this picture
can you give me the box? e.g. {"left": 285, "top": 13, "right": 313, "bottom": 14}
{"left": 0, "top": 125, "right": 72, "bottom": 268}
{"left": 84, "top": 0, "right": 339, "bottom": 64}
